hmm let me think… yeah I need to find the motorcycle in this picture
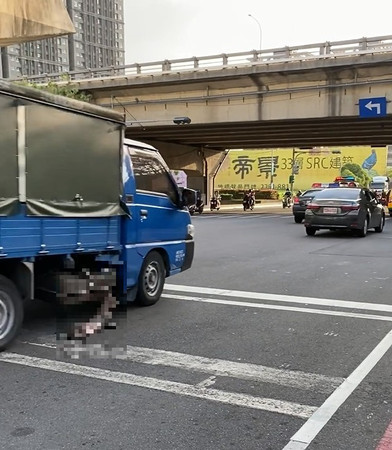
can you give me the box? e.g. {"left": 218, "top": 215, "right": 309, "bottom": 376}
{"left": 210, "top": 195, "right": 221, "bottom": 211}
{"left": 188, "top": 190, "right": 204, "bottom": 215}
{"left": 282, "top": 196, "right": 292, "bottom": 208}
{"left": 243, "top": 195, "right": 255, "bottom": 211}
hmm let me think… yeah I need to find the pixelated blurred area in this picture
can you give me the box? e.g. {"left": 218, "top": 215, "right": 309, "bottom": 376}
{"left": 56, "top": 267, "right": 121, "bottom": 342}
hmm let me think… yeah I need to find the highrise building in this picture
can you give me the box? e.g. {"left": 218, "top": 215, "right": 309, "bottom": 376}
{"left": 1, "top": 0, "right": 125, "bottom": 79}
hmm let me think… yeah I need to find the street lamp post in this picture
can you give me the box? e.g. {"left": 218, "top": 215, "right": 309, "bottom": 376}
{"left": 248, "top": 14, "right": 262, "bottom": 54}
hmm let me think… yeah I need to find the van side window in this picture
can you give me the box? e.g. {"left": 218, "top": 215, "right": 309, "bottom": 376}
{"left": 132, "top": 153, "right": 178, "bottom": 204}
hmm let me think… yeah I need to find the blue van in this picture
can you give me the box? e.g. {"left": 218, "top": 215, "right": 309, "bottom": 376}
{"left": 0, "top": 80, "right": 195, "bottom": 350}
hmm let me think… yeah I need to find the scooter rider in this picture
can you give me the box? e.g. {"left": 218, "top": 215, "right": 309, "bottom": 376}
{"left": 249, "top": 189, "right": 255, "bottom": 208}
{"left": 243, "top": 189, "right": 255, "bottom": 210}
{"left": 283, "top": 187, "right": 292, "bottom": 207}
{"left": 210, "top": 191, "right": 221, "bottom": 211}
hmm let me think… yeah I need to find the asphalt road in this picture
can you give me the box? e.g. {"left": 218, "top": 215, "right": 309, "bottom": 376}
{"left": 1, "top": 206, "right": 392, "bottom": 450}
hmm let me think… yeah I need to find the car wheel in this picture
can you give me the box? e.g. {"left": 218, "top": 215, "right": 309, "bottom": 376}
{"left": 294, "top": 215, "right": 303, "bottom": 224}
{"left": 136, "top": 251, "right": 165, "bottom": 307}
{"left": 374, "top": 213, "right": 385, "bottom": 233}
{"left": 357, "top": 217, "right": 368, "bottom": 237}
{"left": 0, "top": 275, "right": 24, "bottom": 351}
{"left": 306, "top": 227, "right": 316, "bottom": 236}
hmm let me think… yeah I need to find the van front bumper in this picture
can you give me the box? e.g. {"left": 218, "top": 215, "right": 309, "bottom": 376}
{"left": 182, "top": 240, "right": 194, "bottom": 271}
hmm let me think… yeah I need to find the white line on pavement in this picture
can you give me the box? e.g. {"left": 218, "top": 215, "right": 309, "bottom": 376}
{"left": 23, "top": 341, "right": 343, "bottom": 394}
{"left": 122, "top": 346, "right": 343, "bottom": 393}
{"left": 283, "top": 328, "right": 392, "bottom": 449}
{"left": 0, "top": 352, "right": 316, "bottom": 419}
{"left": 164, "top": 284, "right": 392, "bottom": 314}
{"left": 162, "top": 293, "right": 392, "bottom": 322}
{"left": 196, "top": 376, "right": 216, "bottom": 388}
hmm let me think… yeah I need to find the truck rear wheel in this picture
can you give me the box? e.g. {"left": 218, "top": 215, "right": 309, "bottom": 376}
{"left": 136, "top": 251, "right": 165, "bottom": 306}
{"left": 0, "top": 275, "right": 24, "bottom": 351}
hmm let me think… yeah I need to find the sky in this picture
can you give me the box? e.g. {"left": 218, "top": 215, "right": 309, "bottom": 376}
{"left": 123, "top": 0, "right": 392, "bottom": 64}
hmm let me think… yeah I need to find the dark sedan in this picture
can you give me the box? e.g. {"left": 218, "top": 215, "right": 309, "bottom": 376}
{"left": 304, "top": 187, "right": 385, "bottom": 237}
{"left": 292, "top": 188, "right": 324, "bottom": 223}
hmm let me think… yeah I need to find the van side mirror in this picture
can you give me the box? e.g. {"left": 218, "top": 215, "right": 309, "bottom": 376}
{"left": 181, "top": 188, "right": 197, "bottom": 208}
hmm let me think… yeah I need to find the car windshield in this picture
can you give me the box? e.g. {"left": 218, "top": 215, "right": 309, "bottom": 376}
{"left": 312, "top": 188, "right": 360, "bottom": 200}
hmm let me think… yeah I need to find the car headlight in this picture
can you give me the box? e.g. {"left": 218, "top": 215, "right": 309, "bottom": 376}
{"left": 187, "top": 224, "right": 195, "bottom": 238}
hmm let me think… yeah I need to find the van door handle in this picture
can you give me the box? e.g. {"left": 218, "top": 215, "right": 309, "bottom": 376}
{"left": 140, "top": 209, "right": 148, "bottom": 217}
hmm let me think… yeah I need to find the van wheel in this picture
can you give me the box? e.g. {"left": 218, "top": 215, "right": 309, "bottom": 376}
{"left": 136, "top": 252, "right": 165, "bottom": 307}
{"left": 0, "top": 275, "right": 24, "bottom": 351}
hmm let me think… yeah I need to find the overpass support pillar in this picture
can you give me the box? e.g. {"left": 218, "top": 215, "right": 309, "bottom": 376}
{"left": 206, "top": 150, "right": 230, "bottom": 203}
{"left": 143, "top": 140, "right": 227, "bottom": 206}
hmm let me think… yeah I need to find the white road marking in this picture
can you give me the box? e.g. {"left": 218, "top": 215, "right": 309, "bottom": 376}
{"left": 22, "top": 341, "right": 343, "bottom": 394}
{"left": 122, "top": 346, "right": 342, "bottom": 393}
{"left": 164, "top": 284, "right": 392, "bottom": 314}
{"left": 162, "top": 293, "right": 392, "bottom": 322}
{"left": 196, "top": 376, "right": 217, "bottom": 388}
{"left": 0, "top": 352, "right": 316, "bottom": 419}
{"left": 12, "top": 283, "right": 392, "bottom": 435}
{"left": 283, "top": 328, "right": 392, "bottom": 449}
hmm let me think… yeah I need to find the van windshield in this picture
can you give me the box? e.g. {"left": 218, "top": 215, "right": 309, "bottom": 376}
{"left": 370, "top": 183, "right": 386, "bottom": 189}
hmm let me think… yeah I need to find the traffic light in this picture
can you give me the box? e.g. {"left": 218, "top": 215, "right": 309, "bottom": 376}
{"left": 289, "top": 174, "right": 295, "bottom": 184}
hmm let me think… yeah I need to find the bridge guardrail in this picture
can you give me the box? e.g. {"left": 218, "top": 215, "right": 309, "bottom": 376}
{"left": 12, "top": 34, "right": 392, "bottom": 84}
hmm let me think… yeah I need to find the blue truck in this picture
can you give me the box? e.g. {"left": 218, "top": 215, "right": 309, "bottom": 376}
{"left": 0, "top": 80, "right": 195, "bottom": 350}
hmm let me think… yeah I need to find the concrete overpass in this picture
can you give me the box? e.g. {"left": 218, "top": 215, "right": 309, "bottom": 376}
{"left": 23, "top": 35, "right": 392, "bottom": 199}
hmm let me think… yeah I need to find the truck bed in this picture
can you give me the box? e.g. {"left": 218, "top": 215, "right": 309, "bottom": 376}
{"left": 0, "top": 208, "right": 121, "bottom": 259}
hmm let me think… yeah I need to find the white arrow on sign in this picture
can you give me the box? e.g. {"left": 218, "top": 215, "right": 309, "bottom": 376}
{"left": 365, "top": 101, "right": 381, "bottom": 114}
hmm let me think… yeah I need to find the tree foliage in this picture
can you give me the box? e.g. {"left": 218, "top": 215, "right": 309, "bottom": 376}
{"left": 13, "top": 76, "right": 91, "bottom": 102}
{"left": 341, "top": 163, "right": 371, "bottom": 187}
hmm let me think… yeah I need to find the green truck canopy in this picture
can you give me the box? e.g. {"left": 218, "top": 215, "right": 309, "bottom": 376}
{"left": 0, "top": 80, "right": 126, "bottom": 217}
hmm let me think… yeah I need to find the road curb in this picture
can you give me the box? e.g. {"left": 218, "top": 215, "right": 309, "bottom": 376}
{"left": 202, "top": 201, "right": 283, "bottom": 214}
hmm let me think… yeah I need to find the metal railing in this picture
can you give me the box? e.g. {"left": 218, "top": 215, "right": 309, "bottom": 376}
{"left": 12, "top": 34, "right": 392, "bottom": 84}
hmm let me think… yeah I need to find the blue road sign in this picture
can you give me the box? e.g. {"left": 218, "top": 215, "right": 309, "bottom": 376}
{"left": 359, "top": 97, "right": 387, "bottom": 118}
